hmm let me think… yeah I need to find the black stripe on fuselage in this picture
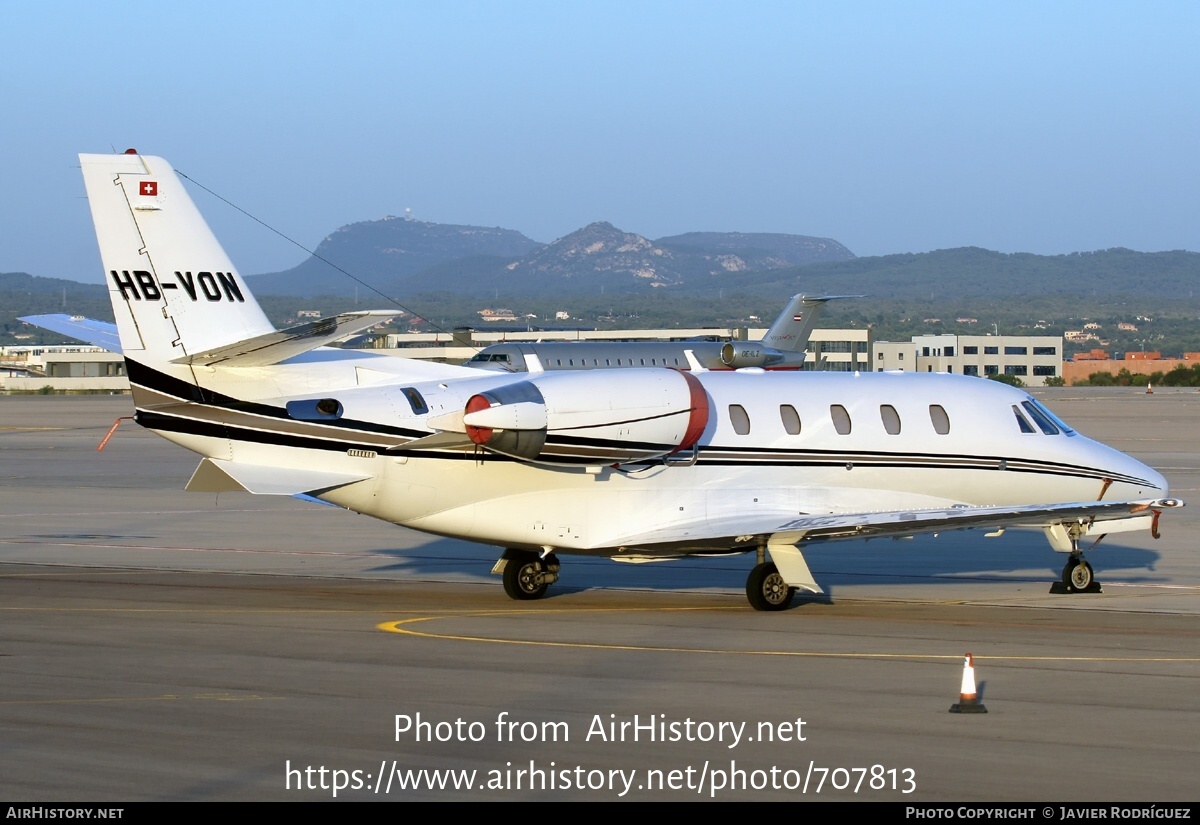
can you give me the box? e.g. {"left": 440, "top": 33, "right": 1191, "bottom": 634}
{"left": 137, "top": 407, "right": 1152, "bottom": 486}
{"left": 125, "top": 358, "right": 426, "bottom": 440}
{"left": 126, "top": 360, "right": 1155, "bottom": 487}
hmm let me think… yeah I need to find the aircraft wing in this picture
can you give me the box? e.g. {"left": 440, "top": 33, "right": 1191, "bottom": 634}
{"left": 19, "top": 314, "right": 122, "bottom": 353}
{"left": 607, "top": 498, "right": 1183, "bottom": 553}
{"left": 177, "top": 311, "right": 397, "bottom": 367}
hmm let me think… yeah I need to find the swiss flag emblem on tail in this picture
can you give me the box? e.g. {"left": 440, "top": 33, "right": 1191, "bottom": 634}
{"left": 139, "top": 181, "right": 158, "bottom": 196}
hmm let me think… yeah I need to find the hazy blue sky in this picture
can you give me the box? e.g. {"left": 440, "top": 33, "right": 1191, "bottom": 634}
{"left": 3, "top": 1, "right": 1197, "bottom": 282}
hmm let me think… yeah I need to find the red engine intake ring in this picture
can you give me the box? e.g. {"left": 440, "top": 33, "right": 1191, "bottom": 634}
{"left": 673, "top": 370, "right": 710, "bottom": 454}
{"left": 464, "top": 393, "right": 494, "bottom": 445}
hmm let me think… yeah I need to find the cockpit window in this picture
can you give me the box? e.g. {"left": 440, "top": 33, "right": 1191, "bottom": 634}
{"left": 1025, "top": 398, "right": 1076, "bottom": 436}
{"left": 1022, "top": 400, "right": 1062, "bottom": 435}
{"left": 1012, "top": 405, "right": 1036, "bottom": 434}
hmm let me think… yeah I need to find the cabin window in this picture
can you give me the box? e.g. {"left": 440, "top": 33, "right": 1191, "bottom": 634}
{"left": 1012, "top": 405, "right": 1036, "bottom": 434}
{"left": 929, "top": 404, "right": 950, "bottom": 435}
{"left": 1021, "top": 400, "right": 1060, "bottom": 435}
{"left": 401, "top": 387, "right": 428, "bottom": 415}
{"left": 880, "top": 404, "right": 901, "bottom": 435}
{"left": 780, "top": 404, "right": 801, "bottom": 435}
{"left": 830, "top": 404, "right": 852, "bottom": 435}
{"left": 729, "top": 404, "right": 751, "bottom": 435}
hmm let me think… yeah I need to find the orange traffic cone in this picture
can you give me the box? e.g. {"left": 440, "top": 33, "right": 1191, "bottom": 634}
{"left": 1146, "top": 383, "right": 1153, "bottom": 394}
{"left": 949, "top": 653, "right": 988, "bottom": 713}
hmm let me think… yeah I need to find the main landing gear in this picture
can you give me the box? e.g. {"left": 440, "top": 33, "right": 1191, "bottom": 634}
{"left": 746, "top": 561, "right": 796, "bottom": 612}
{"left": 498, "top": 549, "right": 560, "bottom": 601}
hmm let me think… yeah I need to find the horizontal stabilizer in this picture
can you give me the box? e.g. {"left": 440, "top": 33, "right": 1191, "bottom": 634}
{"left": 19, "top": 315, "right": 122, "bottom": 353}
{"left": 185, "top": 457, "right": 370, "bottom": 495}
{"left": 175, "top": 311, "right": 396, "bottom": 367}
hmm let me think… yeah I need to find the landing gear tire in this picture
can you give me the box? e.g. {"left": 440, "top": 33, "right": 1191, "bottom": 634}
{"left": 746, "top": 562, "right": 795, "bottom": 611}
{"left": 503, "top": 551, "right": 549, "bottom": 601}
{"left": 1062, "top": 557, "right": 1094, "bottom": 592}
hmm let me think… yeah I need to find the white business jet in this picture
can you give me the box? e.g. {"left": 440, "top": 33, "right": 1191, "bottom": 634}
{"left": 61, "top": 151, "right": 1182, "bottom": 610}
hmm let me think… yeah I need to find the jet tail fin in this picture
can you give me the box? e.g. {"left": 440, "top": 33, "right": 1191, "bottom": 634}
{"left": 79, "top": 152, "right": 277, "bottom": 367}
{"left": 763, "top": 294, "right": 862, "bottom": 353}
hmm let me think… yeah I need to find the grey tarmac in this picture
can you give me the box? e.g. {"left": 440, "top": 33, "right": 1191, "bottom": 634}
{"left": 1, "top": 390, "right": 1197, "bottom": 801}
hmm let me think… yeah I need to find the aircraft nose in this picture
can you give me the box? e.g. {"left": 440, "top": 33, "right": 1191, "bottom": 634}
{"left": 1116, "top": 448, "right": 1169, "bottom": 499}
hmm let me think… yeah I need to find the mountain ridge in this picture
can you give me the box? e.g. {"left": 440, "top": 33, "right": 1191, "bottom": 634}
{"left": 248, "top": 217, "right": 857, "bottom": 297}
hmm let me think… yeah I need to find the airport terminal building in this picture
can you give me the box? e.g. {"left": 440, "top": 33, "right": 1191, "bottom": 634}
{"left": 0, "top": 346, "right": 127, "bottom": 392}
{"left": 874, "top": 334, "right": 1063, "bottom": 386}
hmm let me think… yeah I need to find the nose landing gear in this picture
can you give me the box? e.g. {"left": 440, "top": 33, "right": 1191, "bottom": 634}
{"left": 1050, "top": 523, "right": 1103, "bottom": 594}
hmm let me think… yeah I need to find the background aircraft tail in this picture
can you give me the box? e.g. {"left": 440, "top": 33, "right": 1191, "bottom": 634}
{"left": 79, "top": 152, "right": 276, "bottom": 369}
{"left": 762, "top": 294, "right": 859, "bottom": 353}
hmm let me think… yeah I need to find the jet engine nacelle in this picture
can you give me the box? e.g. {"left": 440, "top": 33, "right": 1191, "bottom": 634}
{"left": 720, "top": 342, "right": 784, "bottom": 368}
{"left": 461, "top": 369, "right": 709, "bottom": 463}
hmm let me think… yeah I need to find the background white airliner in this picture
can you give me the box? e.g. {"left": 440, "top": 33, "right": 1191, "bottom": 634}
{"left": 461, "top": 293, "right": 852, "bottom": 374}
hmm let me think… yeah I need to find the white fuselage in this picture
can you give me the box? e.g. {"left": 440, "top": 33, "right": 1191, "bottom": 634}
{"left": 131, "top": 353, "right": 1166, "bottom": 557}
